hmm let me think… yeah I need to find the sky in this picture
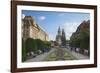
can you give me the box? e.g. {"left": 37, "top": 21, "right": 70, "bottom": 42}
{"left": 22, "top": 10, "right": 90, "bottom": 41}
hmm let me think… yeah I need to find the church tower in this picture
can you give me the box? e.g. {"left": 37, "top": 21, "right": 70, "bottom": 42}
{"left": 61, "top": 29, "right": 66, "bottom": 47}
{"left": 56, "top": 26, "right": 62, "bottom": 46}
{"left": 58, "top": 26, "right": 62, "bottom": 36}
{"left": 56, "top": 27, "right": 66, "bottom": 47}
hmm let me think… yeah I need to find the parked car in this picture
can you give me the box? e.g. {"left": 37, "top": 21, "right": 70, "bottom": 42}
{"left": 36, "top": 50, "right": 43, "bottom": 55}
{"left": 42, "top": 48, "right": 51, "bottom": 53}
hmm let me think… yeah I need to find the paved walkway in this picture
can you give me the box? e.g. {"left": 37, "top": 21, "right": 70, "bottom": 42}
{"left": 25, "top": 47, "right": 89, "bottom": 62}
{"left": 25, "top": 48, "right": 55, "bottom": 62}
{"left": 64, "top": 48, "right": 89, "bottom": 60}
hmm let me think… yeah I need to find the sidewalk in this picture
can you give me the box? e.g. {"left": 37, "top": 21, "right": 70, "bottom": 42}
{"left": 64, "top": 48, "right": 89, "bottom": 60}
{"left": 25, "top": 48, "right": 55, "bottom": 62}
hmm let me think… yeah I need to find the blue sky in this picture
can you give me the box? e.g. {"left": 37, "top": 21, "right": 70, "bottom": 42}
{"left": 22, "top": 10, "right": 90, "bottom": 41}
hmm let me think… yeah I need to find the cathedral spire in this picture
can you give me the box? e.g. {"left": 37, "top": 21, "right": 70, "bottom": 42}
{"left": 62, "top": 28, "right": 66, "bottom": 46}
{"left": 62, "top": 29, "right": 66, "bottom": 39}
{"left": 58, "top": 26, "right": 61, "bottom": 36}
{"left": 56, "top": 27, "right": 66, "bottom": 47}
{"left": 62, "top": 29, "right": 65, "bottom": 36}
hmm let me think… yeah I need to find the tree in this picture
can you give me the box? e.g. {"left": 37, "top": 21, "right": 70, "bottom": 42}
{"left": 79, "top": 28, "right": 90, "bottom": 54}
{"left": 69, "top": 20, "right": 90, "bottom": 55}
{"left": 22, "top": 38, "right": 27, "bottom": 62}
{"left": 25, "top": 38, "right": 37, "bottom": 53}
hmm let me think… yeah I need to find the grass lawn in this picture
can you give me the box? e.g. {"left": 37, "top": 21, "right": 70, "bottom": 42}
{"left": 45, "top": 49, "right": 77, "bottom": 61}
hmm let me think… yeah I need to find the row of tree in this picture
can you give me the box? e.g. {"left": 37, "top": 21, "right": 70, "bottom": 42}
{"left": 69, "top": 20, "right": 90, "bottom": 55}
{"left": 22, "top": 38, "right": 51, "bottom": 62}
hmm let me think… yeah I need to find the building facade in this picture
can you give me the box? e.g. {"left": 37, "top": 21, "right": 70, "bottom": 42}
{"left": 22, "top": 16, "right": 49, "bottom": 41}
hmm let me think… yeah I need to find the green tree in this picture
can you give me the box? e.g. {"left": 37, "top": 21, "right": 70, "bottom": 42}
{"left": 69, "top": 20, "right": 90, "bottom": 55}
{"left": 22, "top": 39, "right": 27, "bottom": 62}
{"left": 22, "top": 38, "right": 51, "bottom": 62}
{"left": 25, "top": 38, "right": 37, "bottom": 53}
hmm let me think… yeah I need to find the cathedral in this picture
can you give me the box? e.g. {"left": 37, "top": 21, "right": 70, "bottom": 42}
{"left": 56, "top": 27, "right": 66, "bottom": 47}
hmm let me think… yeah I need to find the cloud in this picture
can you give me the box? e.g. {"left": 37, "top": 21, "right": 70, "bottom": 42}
{"left": 39, "top": 16, "right": 46, "bottom": 20}
{"left": 22, "top": 14, "right": 25, "bottom": 19}
{"left": 61, "top": 22, "right": 81, "bottom": 40}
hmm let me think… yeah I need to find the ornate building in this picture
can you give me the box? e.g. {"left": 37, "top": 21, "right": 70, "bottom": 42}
{"left": 56, "top": 27, "right": 66, "bottom": 47}
{"left": 22, "top": 16, "right": 49, "bottom": 41}
{"left": 56, "top": 27, "right": 62, "bottom": 46}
